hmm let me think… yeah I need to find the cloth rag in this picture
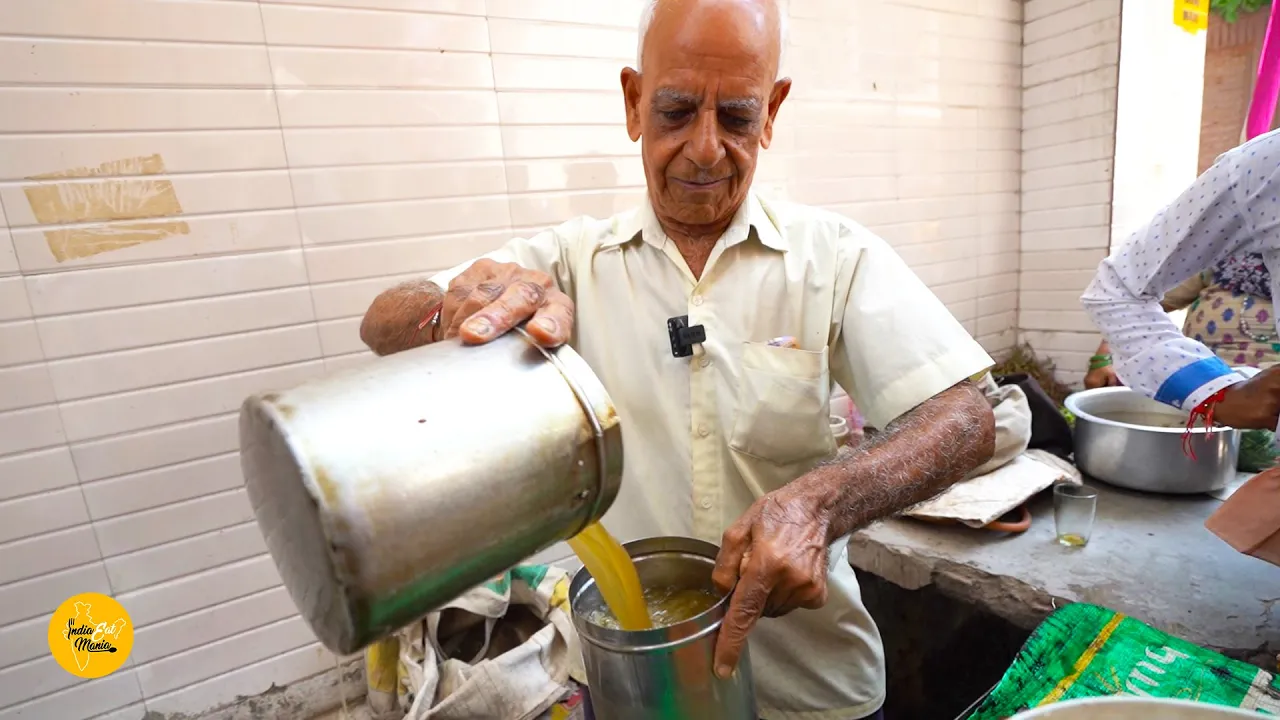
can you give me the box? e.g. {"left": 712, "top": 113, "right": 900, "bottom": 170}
{"left": 1207, "top": 466, "right": 1280, "bottom": 568}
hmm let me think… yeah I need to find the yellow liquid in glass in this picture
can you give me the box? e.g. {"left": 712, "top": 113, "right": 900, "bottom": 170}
{"left": 1057, "top": 533, "right": 1088, "bottom": 547}
{"left": 568, "top": 522, "right": 652, "bottom": 630}
{"left": 588, "top": 586, "right": 721, "bottom": 630}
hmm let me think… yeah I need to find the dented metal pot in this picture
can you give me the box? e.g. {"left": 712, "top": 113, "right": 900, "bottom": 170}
{"left": 239, "top": 329, "right": 623, "bottom": 655}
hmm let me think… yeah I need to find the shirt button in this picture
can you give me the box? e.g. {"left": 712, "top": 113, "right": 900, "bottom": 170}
{"left": 692, "top": 294, "right": 704, "bottom": 306}
{"left": 700, "top": 498, "right": 713, "bottom": 510}
{"left": 697, "top": 425, "right": 710, "bottom": 438}
{"left": 699, "top": 356, "right": 712, "bottom": 368}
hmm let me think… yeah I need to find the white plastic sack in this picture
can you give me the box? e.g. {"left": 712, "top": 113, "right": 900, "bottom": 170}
{"left": 396, "top": 566, "right": 586, "bottom": 720}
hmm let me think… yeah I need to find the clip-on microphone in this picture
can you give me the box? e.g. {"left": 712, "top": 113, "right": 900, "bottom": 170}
{"left": 667, "top": 315, "right": 706, "bottom": 358}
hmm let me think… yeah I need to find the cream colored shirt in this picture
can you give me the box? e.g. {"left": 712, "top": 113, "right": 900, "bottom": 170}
{"left": 431, "top": 192, "right": 993, "bottom": 720}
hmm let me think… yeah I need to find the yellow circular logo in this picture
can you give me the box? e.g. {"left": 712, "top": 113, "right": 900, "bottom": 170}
{"left": 47, "top": 593, "right": 133, "bottom": 679}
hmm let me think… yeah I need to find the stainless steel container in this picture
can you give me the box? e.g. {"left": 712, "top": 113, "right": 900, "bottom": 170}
{"left": 1065, "top": 387, "right": 1238, "bottom": 494}
{"left": 570, "top": 536, "right": 757, "bottom": 720}
{"left": 240, "top": 329, "right": 623, "bottom": 655}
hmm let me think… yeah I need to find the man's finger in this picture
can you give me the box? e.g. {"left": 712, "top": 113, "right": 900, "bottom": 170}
{"left": 439, "top": 279, "right": 477, "bottom": 340}
{"left": 713, "top": 564, "right": 770, "bottom": 679}
{"left": 461, "top": 280, "right": 547, "bottom": 344}
{"left": 762, "top": 586, "right": 797, "bottom": 618}
{"left": 444, "top": 282, "right": 506, "bottom": 340}
{"left": 526, "top": 291, "right": 575, "bottom": 347}
{"left": 712, "top": 522, "right": 752, "bottom": 594}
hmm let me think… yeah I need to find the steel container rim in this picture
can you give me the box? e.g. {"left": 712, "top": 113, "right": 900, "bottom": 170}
{"left": 569, "top": 536, "right": 728, "bottom": 653}
{"left": 1064, "top": 387, "right": 1235, "bottom": 435}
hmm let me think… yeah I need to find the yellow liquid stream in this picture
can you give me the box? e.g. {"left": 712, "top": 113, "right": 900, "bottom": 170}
{"left": 567, "top": 522, "right": 652, "bottom": 630}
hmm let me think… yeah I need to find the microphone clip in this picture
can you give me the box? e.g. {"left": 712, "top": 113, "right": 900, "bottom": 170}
{"left": 667, "top": 315, "right": 706, "bottom": 358}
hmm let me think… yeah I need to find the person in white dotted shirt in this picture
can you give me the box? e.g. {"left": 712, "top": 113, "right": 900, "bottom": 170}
{"left": 1082, "top": 128, "right": 1280, "bottom": 431}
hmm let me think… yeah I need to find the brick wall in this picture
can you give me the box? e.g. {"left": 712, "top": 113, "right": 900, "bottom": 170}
{"left": 1199, "top": 8, "right": 1279, "bottom": 173}
{"left": 0, "top": 1, "right": 1024, "bottom": 718}
{"left": 1017, "top": 0, "right": 1122, "bottom": 388}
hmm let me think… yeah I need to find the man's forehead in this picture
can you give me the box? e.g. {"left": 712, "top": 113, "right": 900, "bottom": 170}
{"left": 641, "top": 0, "right": 780, "bottom": 79}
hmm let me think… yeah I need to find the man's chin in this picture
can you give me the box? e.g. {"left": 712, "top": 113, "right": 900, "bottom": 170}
{"left": 661, "top": 189, "right": 741, "bottom": 225}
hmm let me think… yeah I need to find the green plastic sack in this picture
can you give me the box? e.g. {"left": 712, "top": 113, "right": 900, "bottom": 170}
{"left": 1240, "top": 429, "right": 1279, "bottom": 473}
{"left": 967, "top": 603, "right": 1280, "bottom": 718}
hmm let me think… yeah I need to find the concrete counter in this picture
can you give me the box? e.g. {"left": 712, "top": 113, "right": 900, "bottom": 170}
{"left": 849, "top": 481, "right": 1280, "bottom": 666}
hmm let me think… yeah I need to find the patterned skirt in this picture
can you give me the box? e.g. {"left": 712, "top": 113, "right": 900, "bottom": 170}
{"left": 1184, "top": 286, "right": 1280, "bottom": 368}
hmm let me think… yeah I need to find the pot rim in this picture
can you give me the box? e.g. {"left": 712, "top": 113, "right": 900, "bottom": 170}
{"left": 1064, "top": 387, "right": 1233, "bottom": 436}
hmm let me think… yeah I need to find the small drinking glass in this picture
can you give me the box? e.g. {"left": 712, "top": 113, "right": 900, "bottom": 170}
{"left": 1054, "top": 484, "right": 1098, "bottom": 547}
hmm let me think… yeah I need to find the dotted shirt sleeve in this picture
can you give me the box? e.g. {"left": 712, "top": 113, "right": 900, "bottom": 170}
{"left": 1080, "top": 130, "right": 1280, "bottom": 410}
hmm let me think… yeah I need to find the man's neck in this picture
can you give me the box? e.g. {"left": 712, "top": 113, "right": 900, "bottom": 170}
{"left": 660, "top": 216, "right": 734, "bottom": 280}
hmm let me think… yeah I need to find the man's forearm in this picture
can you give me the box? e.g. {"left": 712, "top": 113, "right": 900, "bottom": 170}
{"left": 805, "top": 381, "right": 995, "bottom": 541}
{"left": 359, "top": 278, "right": 445, "bottom": 356}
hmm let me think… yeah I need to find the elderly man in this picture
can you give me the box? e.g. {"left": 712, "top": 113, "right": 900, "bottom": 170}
{"left": 361, "top": 0, "right": 996, "bottom": 716}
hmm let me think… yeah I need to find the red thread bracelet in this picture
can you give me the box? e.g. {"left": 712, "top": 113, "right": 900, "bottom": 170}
{"left": 1181, "top": 388, "right": 1229, "bottom": 460}
{"left": 413, "top": 303, "right": 443, "bottom": 345}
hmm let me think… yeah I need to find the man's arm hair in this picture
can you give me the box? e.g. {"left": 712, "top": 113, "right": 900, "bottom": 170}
{"left": 809, "top": 380, "right": 995, "bottom": 541}
{"left": 359, "top": 278, "right": 445, "bottom": 356}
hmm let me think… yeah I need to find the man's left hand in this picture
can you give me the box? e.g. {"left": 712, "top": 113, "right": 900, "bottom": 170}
{"left": 710, "top": 484, "right": 832, "bottom": 679}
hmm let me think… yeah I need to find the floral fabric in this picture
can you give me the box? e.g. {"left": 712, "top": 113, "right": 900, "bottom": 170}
{"left": 1185, "top": 281, "right": 1280, "bottom": 368}
{"left": 1212, "top": 252, "right": 1273, "bottom": 300}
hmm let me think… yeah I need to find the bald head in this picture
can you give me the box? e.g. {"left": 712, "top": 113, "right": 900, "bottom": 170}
{"left": 620, "top": 0, "right": 792, "bottom": 241}
{"left": 636, "top": 0, "right": 786, "bottom": 80}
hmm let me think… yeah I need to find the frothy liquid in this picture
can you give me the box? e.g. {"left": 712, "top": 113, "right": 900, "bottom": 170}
{"left": 567, "top": 522, "right": 652, "bottom": 630}
{"left": 588, "top": 585, "right": 722, "bottom": 630}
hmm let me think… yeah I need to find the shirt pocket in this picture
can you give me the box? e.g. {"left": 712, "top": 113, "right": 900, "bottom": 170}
{"left": 728, "top": 342, "right": 836, "bottom": 469}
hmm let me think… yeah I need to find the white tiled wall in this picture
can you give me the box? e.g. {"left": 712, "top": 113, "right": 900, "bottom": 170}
{"left": 0, "top": 1, "right": 1026, "bottom": 718}
{"left": 1017, "top": 0, "right": 1122, "bottom": 388}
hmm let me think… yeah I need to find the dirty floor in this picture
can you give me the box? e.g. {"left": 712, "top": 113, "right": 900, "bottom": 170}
{"left": 309, "top": 703, "right": 373, "bottom": 720}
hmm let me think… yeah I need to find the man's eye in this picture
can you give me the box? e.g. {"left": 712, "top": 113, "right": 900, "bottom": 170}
{"left": 722, "top": 115, "right": 751, "bottom": 129}
{"left": 660, "top": 110, "right": 689, "bottom": 122}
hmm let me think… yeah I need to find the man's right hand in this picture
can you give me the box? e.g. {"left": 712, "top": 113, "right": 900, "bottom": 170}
{"left": 442, "top": 259, "right": 573, "bottom": 347}
{"left": 1215, "top": 367, "right": 1280, "bottom": 430}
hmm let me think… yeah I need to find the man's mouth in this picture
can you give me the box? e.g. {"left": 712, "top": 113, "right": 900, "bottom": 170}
{"left": 672, "top": 177, "right": 729, "bottom": 190}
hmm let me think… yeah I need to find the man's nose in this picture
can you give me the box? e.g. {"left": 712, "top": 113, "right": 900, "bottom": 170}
{"left": 684, "top": 109, "right": 726, "bottom": 170}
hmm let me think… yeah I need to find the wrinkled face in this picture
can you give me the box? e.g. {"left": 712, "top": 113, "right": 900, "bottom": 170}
{"left": 622, "top": 0, "right": 791, "bottom": 232}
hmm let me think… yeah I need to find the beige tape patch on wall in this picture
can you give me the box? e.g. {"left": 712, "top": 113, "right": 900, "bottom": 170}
{"left": 23, "top": 154, "right": 190, "bottom": 262}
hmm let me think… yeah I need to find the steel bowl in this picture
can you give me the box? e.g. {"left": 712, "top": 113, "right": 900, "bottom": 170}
{"left": 1064, "top": 387, "right": 1239, "bottom": 494}
{"left": 1013, "top": 697, "right": 1257, "bottom": 719}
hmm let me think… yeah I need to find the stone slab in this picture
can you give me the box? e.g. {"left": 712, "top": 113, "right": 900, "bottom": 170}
{"left": 849, "top": 482, "right": 1280, "bottom": 666}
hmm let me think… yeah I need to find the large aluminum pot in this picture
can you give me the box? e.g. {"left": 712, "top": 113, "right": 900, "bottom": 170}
{"left": 1012, "top": 697, "right": 1257, "bottom": 718}
{"left": 1065, "top": 387, "right": 1238, "bottom": 494}
{"left": 240, "top": 329, "right": 622, "bottom": 655}
{"left": 570, "top": 536, "right": 757, "bottom": 720}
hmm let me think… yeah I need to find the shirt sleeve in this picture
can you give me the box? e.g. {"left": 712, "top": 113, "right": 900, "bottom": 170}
{"left": 427, "top": 220, "right": 581, "bottom": 294}
{"left": 1079, "top": 131, "right": 1280, "bottom": 410}
{"left": 829, "top": 225, "right": 994, "bottom": 430}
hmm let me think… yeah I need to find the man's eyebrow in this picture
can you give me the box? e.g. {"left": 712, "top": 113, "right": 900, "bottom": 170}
{"left": 652, "top": 88, "right": 762, "bottom": 114}
{"left": 718, "top": 97, "right": 762, "bottom": 114}
{"left": 653, "top": 87, "right": 699, "bottom": 105}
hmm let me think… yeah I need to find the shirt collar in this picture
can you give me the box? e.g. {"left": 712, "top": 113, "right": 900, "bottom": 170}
{"left": 609, "top": 191, "right": 788, "bottom": 252}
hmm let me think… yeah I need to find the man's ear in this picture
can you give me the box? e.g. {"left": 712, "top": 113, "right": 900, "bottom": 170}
{"left": 621, "top": 67, "right": 643, "bottom": 142}
{"left": 760, "top": 78, "right": 792, "bottom": 150}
